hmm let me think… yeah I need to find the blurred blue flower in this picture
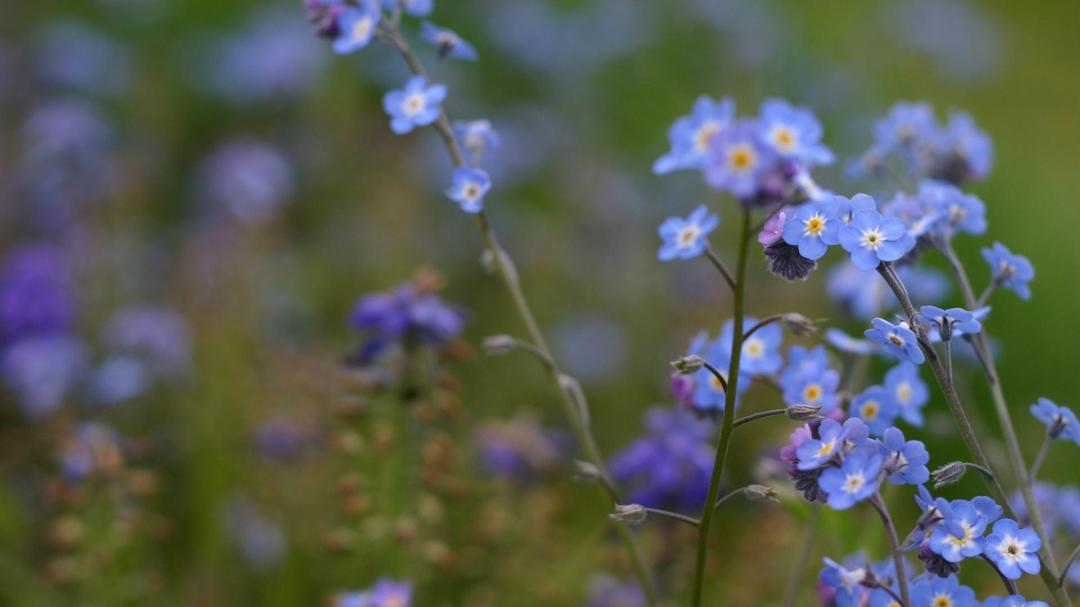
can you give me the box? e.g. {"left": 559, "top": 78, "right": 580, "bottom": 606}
{"left": 884, "top": 363, "right": 928, "bottom": 427}
{"left": 758, "top": 98, "right": 834, "bottom": 166}
{"left": 421, "top": 22, "right": 477, "bottom": 60}
{"left": 1, "top": 335, "right": 87, "bottom": 418}
{"left": 34, "top": 22, "right": 131, "bottom": 96}
{"left": 982, "top": 242, "right": 1034, "bottom": 300}
{"left": 653, "top": 96, "right": 735, "bottom": 175}
{"left": 383, "top": 0, "right": 433, "bottom": 17}
{"left": 368, "top": 578, "right": 413, "bottom": 607}
{"left": 349, "top": 283, "right": 464, "bottom": 363}
{"left": 608, "top": 406, "right": 714, "bottom": 512}
{"left": 873, "top": 101, "right": 938, "bottom": 151}
{"left": 198, "top": 139, "right": 295, "bottom": 226}
{"left": 445, "top": 168, "right": 491, "bottom": 213}
{"left": 476, "top": 414, "right": 563, "bottom": 482}
{"left": 942, "top": 111, "right": 994, "bottom": 181}
{"left": 917, "top": 180, "right": 986, "bottom": 238}
{"left": 222, "top": 495, "right": 287, "bottom": 571}
{"left": 1029, "top": 398, "right": 1080, "bottom": 444}
{"left": 865, "top": 318, "right": 924, "bottom": 364}
{"left": 719, "top": 316, "right": 783, "bottom": 377}
{"left": 824, "top": 328, "right": 877, "bottom": 355}
{"left": 838, "top": 208, "right": 916, "bottom": 271}
{"left": 704, "top": 119, "right": 775, "bottom": 199}
{"left": 383, "top": 75, "right": 447, "bottom": 134}
{"left": 586, "top": 575, "right": 645, "bottom": 607}
{"left": 779, "top": 351, "right": 840, "bottom": 412}
{"left": 852, "top": 386, "right": 898, "bottom": 436}
{"left": 0, "top": 245, "right": 78, "bottom": 348}
{"left": 984, "top": 518, "right": 1041, "bottom": 580}
{"left": 983, "top": 597, "right": 1050, "bottom": 607}
{"left": 657, "top": 205, "right": 719, "bottom": 261}
{"left": 819, "top": 557, "right": 867, "bottom": 607}
{"left": 909, "top": 575, "right": 976, "bottom": 607}
{"left": 333, "top": 2, "right": 381, "bottom": 54}
{"left": 453, "top": 119, "right": 500, "bottom": 162}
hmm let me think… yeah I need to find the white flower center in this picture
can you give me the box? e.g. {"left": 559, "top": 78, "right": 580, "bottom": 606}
{"left": 842, "top": 472, "right": 866, "bottom": 494}
{"left": 744, "top": 338, "right": 765, "bottom": 359}
{"left": 677, "top": 225, "right": 701, "bottom": 247}
{"left": 770, "top": 125, "right": 798, "bottom": 151}
{"left": 896, "top": 381, "right": 912, "bottom": 405}
{"left": 351, "top": 17, "right": 373, "bottom": 41}
{"left": 403, "top": 93, "right": 426, "bottom": 116}
{"left": 998, "top": 535, "right": 1027, "bottom": 563}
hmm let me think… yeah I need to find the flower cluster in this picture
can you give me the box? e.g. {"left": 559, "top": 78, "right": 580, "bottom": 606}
{"left": 347, "top": 273, "right": 465, "bottom": 364}
{"left": 333, "top": 578, "right": 413, "bottom": 607}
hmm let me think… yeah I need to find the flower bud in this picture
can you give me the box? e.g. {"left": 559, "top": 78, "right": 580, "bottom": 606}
{"left": 481, "top": 335, "right": 517, "bottom": 356}
{"left": 787, "top": 404, "right": 824, "bottom": 421}
{"left": 744, "top": 484, "right": 779, "bottom": 502}
{"left": 782, "top": 313, "right": 817, "bottom": 336}
{"left": 609, "top": 504, "right": 647, "bottom": 525}
{"left": 573, "top": 460, "right": 603, "bottom": 483}
{"left": 931, "top": 462, "right": 967, "bottom": 489}
{"left": 670, "top": 355, "right": 705, "bottom": 375}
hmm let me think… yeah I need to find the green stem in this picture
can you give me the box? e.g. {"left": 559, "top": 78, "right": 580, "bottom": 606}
{"left": 870, "top": 494, "right": 911, "bottom": 607}
{"left": 1030, "top": 432, "right": 1052, "bottom": 482}
{"left": 880, "top": 262, "right": 1070, "bottom": 607}
{"left": 732, "top": 408, "right": 790, "bottom": 429}
{"left": 690, "top": 208, "right": 752, "bottom": 607}
{"left": 705, "top": 246, "right": 736, "bottom": 291}
{"left": 936, "top": 241, "right": 1070, "bottom": 606}
{"left": 381, "top": 20, "right": 658, "bottom": 605}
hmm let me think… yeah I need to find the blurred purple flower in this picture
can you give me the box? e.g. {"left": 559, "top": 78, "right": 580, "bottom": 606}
{"left": 34, "top": 22, "right": 131, "bottom": 96}
{"left": 349, "top": 284, "right": 464, "bottom": 363}
{"left": 476, "top": 414, "right": 563, "bottom": 481}
{"left": 587, "top": 575, "right": 646, "bottom": 607}
{"left": 197, "top": 139, "right": 295, "bottom": 226}
{"left": 1, "top": 335, "right": 87, "bottom": 418}
{"left": 222, "top": 495, "right": 286, "bottom": 571}
{"left": 0, "top": 245, "right": 78, "bottom": 348}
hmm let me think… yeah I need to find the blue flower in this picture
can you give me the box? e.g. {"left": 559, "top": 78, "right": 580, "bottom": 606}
{"left": 983, "top": 597, "right": 1050, "bottom": 607}
{"left": 1, "top": 335, "right": 86, "bottom": 418}
{"left": 824, "top": 328, "right": 877, "bottom": 355}
{"left": 834, "top": 193, "right": 877, "bottom": 225}
{"left": 838, "top": 208, "right": 916, "bottom": 271}
{"left": 382, "top": 0, "right": 433, "bottom": 17}
{"left": 653, "top": 96, "right": 735, "bottom": 175}
{"left": 608, "top": 407, "right": 715, "bottom": 512}
{"left": 453, "top": 119, "right": 499, "bottom": 159}
{"left": 866, "top": 318, "right": 925, "bottom": 364}
{"left": 929, "top": 501, "right": 989, "bottom": 563}
{"left": 382, "top": 75, "right": 447, "bottom": 134}
{"left": 796, "top": 418, "right": 870, "bottom": 471}
{"left": 704, "top": 119, "right": 775, "bottom": 198}
{"left": 685, "top": 333, "right": 751, "bottom": 416}
{"left": 981, "top": 242, "right": 1034, "bottom": 300}
{"left": 942, "top": 111, "right": 993, "bottom": 182}
{"left": 368, "top": 578, "right": 413, "bottom": 607}
{"left": 820, "top": 557, "right": 869, "bottom": 607}
{"left": 884, "top": 363, "right": 928, "bottom": 427}
{"left": 781, "top": 199, "right": 841, "bottom": 261}
{"left": 917, "top": 305, "right": 982, "bottom": 341}
{"left": 332, "top": 1, "right": 381, "bottom": 55}
{"left": 852, "top": 386, "right": 899, "bottom": 436}
{"left": 420, "top": 22, "right": 478, "bottom": 61}
{"left": 719, "top": 316, "right": 784, "bottom": 377}
{"left": 445, "top": 168, "right": 491, "bottom": 213}
{"left": 818, "top": 446, "right": 882, "bottom": 510}
{"left": 1029, "top": 397, "right": 1080, "bottom": 444}
{"left": 917, "top": 180, "right": 986, "bottom": 237}
{"left": 657, "top": 205, "right": 719, "bottom": 261}
{"left": 349, "top": 282, "right": 464, "bottom": 363}
{"left": 909, "top": 575, "right": 976, "bottom": 607}
{"left": 984, "top": 519, "right": 1041, "bottom": 580}
{"left": 758, "top": 98, "right": 834, "bottom": 166}
{"left": 879, "top": 426, "right": 929, "bottom": 485}
{"left": 873, "top": 101, "right": 938, "bottom": 150}
{"left": 779, "top": 346, "right": 840, "bottom": 412}
{"left": 586, "top": 576, "right": 646, "bottom": 607}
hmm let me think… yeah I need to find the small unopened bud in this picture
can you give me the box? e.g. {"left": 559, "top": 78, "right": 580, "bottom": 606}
{"left": 482, "top": 335, "right": 517, "bottom": 356}
{"left": 787, "top": 404, "right": 823, "bottom": 421}
{"left": 573, "top": 460, "right": 603, "bottom": 483}
{"left": 610, "top": 504, "right": 647, "bottom": 525}
{"left": 1049, "top": 414, "right": 1069, "bottom": 440}
{"left": 558, "top": 374, "right": 590, "bottom": 427}
{"left": 744, "top": 484, "right": 779, "bottom": 502}
{"left": 782, "top": 313, "right": 817, "bottom": 336}
{"left": 932, "top": 462, "right": 967, "bottom": 489}
{"left": 671, "top": 355, "right": 705, "bottom": 375}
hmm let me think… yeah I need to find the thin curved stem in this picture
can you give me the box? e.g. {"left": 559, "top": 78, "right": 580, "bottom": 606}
{"left": 870, "top": 494, "right": 911, "bottom": 607}
{"left": 381, "top": 21, "right": 657, "bottom": 605}
{"left": 881, "top": 261, "right": 1070, "bottom": 607}
{"left": 935, "top": 241, "right": 1070, "bottom": 606}
{"left": 732, "top": 408, "right": 789, "bottom": 429}
{"left": 705, "top": 245, "right": 736, "bottom": 291}
{"left": 743, "top": 314, "right": 784, "bottom": 341}
{"left": 691, "top": 209, "right": 752, "bottom": 607}
{"left": 976, "top": 281, "right": 996, "bottom": 308}
{"left": 713, "top": 485, "right": 764, "bottom": 509}
{"left": 1060, "top": 544, "right": 1080, "bottom": 589}
{"left": 701, "top": 361, "right": 729, "bottom": 392}
{"left": 1030, "top": 432, "right": 1052, "bottom": 482}
{"left": 982, "top": 554, "right": 1020, "bottom": 596}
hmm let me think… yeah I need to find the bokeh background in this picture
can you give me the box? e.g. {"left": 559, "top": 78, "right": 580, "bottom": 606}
{"left": 2, "top": 0, "right": 1080, "bottom": 605}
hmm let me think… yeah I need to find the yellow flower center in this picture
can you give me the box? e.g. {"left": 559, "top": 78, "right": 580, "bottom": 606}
{"left": 816, "top": 441, "right": 834, "bottom": 458}
{"left": 861, "top": 400, "right": 880, "bottom": 420}
{"left": 933, "top": 594, "right": 953, "bottom": 607}
{"left": 861, "top": 228, "right": 884, "bottom": 250}
{"left": 694, "top": 121, "right": 721, "bottom": 152}
{"left": 744, "top": 338, "right": 765, "bottom": 358}
{"left": 896, "top": 382, "right": 912, "bottom": 404}
{"left": 803, "top": 383, "right": 822, "bottom": 403}
{"left": 727, "top": 144, "right": 757, "bottom": 173}
{"left": 888, "top": 334, "right": 904, "bottom": 346}
{"left": 804, "top": 215, "right": 826, "bottom": 236}
{"left": 709, "top": 373, "right": 728, "bottom": 391}
{"left": 771, "top": 125, "right": 797, "bottom": 151}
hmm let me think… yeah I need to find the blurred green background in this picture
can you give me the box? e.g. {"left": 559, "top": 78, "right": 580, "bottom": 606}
{"left": 1, "top": 0, "right": 1080, "bottom": 605}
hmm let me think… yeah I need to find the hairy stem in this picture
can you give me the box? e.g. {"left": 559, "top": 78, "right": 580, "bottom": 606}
{"left": 880, "top": 262, "right": 1070, "bottom": 606}
{"left": 1030, "top": 432, "right": 1052, "bottom": 482}
{"left": 732, "top": 408, "right": 790, "bottom": 429}
{"left": 936, "top": 240, "right": 1069, "bottom": 605}
{"left": 691, "top": 208, "right": 752, "bottom": 607}
{"left": 381, "top": 21, "right": 657, "bottom": 604}
{"left": 870, "top": 494, "right": 911, "bottom": 607}
{"left": 642, "top": 507, "right": 701, "bottom": 528}
{"left": 705, "top": 245, "right": 737, "bottom": 290}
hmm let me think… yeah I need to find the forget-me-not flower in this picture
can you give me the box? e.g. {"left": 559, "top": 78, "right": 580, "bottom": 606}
{"left": 382, "top": 0, "right": 433, "bottom": 17}
{"left": 984, "top": 518, "right": 1041, "bottom": 580}
{"left": 866, "top": 318, "right": 925, "bottom": 364}
{"left": 332, "top": 1, "right": 381, "bottom": 55}
{"left": 757, "top": 98, "right": 834, "bottom": 166}
{"left": 879, "top": 426, "right": 929, "bottom": 485}
{"left": 982, "top": 242, "right": 1034, "bottom": 300}
{"left": 445, "top": 168, "right": 491, "bottom": 213}
{"left": 383, "top": 75, "right": 447, "bottom": 134}
{"left": 884, "top": 363, "right": 928, "bottom": 427}
{"left": 657, "top": 205, "right": 719, "bottom": 261}
{"left": 917, "top": 305, "right": 982, "bottom": 341}
{"left": 781, "top": 198, "right": 841, "bottom": 261}
{"left": 420, "top": 22, "right": 478, "bottom": 60}
{"left": 796, "top": 418, "right": 870, "bottom": 471}
{"left": 454, "top": 119, "right": 499, "bottom": 159}
{"left": 930, "top": 500, "right": 989, "bottom": 563}
{"left": 653, "top": 96, "right": 735, "bottom": 174}
{"left": 1029, "top": 397, "right": 1080, "bottom": 444}
{"left": 853, "top": 386, "right": 899, "bottom": 436}
{"left": 818, "top": 446, "right": 882, "bottom": 510}
{"left": 704, "top": 120, "right": 774, "bottom": 199}
{"left": 909, "top": 575, "right": 976, "bottom": 607}
{"left": 838, "top": 208, "right": 916, "bottom": 271}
